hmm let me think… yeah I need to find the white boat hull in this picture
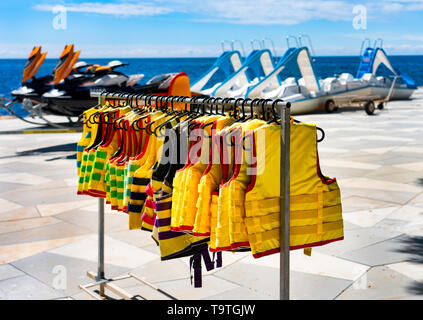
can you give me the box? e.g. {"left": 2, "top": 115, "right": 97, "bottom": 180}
{"left": 289, "top": 86, "right": 374, "bottom": 115}
{"left": 370, "top": 86, "right": 415, "bottom": 100}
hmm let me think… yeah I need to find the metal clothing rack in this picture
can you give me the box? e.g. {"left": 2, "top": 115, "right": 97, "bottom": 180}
{"left": 80, "top": 91, "right": 291, "bottom": 300}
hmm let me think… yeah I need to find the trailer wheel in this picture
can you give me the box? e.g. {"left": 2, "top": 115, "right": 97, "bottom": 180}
{"left": 364, "top": 100, "right": 375, "bottom": 115}
{"left": 377, "top": 102, "right": 384, "bottom": 110}
{"left": 325, "top": 100, "right": 336, "bottom": 113}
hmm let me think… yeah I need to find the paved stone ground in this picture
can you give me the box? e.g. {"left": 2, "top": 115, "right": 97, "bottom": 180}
{"left": 0, "top": 90, "right": 423, "bottom": 300}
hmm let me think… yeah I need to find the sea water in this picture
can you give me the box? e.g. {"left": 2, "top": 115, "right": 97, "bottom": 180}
{"left": 1, "top": 56, "right": 422, "bottom": 117}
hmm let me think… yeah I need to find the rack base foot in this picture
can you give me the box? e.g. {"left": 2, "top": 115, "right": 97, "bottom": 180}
{"left": 79, "top": 271, "right": 177, "bottom": 300}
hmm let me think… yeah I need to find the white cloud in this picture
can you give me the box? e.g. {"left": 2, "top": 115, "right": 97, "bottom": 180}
{"left": 32, "top": 0, "right": 423, "bottom": 25}
{"left": 33, "top": 0, "right": 354, "bottom": 24}
{"left": 34, "top": 2, "right": 174, "bottom": 17}
{"left": 0, "top": 43, "right": 221, "bottom": 58}
{"left": 381, "top": 0, "right": 423, "bottom": 12}
{"left": 188, "top": 0, "right": 353, "bottom": 25}
{"left": 405, "top": 34, "right": 423, "bottom": 41}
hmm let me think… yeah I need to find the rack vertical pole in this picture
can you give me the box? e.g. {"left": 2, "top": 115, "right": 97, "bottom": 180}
{"left": 97, "top": 198, "right": 105, "bottom": 296}
{"left": 280, "top": 103, "right": 291, "bottom": 300}
{"left": 97, "top": 95, "right": 106, "bottom": 297}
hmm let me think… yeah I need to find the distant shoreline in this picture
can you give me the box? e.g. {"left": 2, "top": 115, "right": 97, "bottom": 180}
{"left": 1, "top": 54, "right": 423, "bottom": 60}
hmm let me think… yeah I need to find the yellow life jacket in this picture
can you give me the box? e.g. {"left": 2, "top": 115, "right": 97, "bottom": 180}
{"left": 176, "top": 115, "right": 224, "bottom": 232}
{"left": 76, "top": 107, "right": 97, "bottom": 176}
{"left": 207, "top": 122, "right": 243, "bottom": 251}
{"left": 77, "top": 105, "right": 111, "bottom": 195}
{"left": 193, "top": 117, "right": 237, "bottom": 237}
{"left": 170, "top": 118, "right": 206, "bottom": 232}
{"left": 88, "top": 108, "right": 131, "bottom": 197}
{"left": 214, "top": 119, "right": 265, "bottom": 251}
{"left": 224, "top": 119, "right": 265, "bottom": 249}
{"left": 244, "top": 122, "right": 344, "bottom": 258}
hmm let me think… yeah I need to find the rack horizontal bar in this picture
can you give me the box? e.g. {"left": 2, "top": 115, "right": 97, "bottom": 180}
{"left": 90, "top": 90, "right": 290, "bottom": 110}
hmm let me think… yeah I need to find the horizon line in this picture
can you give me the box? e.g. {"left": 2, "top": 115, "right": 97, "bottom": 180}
{"left": 1, "top": 54, "right": 423, "bottom": 59}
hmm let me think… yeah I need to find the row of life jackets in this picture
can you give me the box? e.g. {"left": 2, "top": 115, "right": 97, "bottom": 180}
{"left": 76, "top": 98, "right": 344, "bottom": 287}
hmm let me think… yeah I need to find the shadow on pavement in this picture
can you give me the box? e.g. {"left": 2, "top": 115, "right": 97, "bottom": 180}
{"left": 15, "top": 143, "right": 77, "bottom": 155}
{"left": 0, "top": 142, "right": 77, "bottom": 161}
{"left": 395, "top": 236, "right": 423, "bottom": 295}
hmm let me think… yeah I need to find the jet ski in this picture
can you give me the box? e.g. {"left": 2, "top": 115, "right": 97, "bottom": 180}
{"left": 11, "top": 44, "right": 78, "bottom": 105}
{"left": 41, "top": 60, "right": 145, "bottom": 116}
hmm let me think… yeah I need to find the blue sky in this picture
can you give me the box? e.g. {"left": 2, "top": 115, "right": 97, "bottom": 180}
{"left": 0, "top": 0, "right": 423, "bottom": 58}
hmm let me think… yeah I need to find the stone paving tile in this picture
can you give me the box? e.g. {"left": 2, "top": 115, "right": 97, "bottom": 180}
{"left": 0, "top": 235, "right": 90, "bottom": 264}
{"left": 388, "top": 262, "right": 423, "bottom": 283}
{"left": 0, "top": 221, "right": 91, "bottom": 247}
{"left": 71, "top": 284, "right": 171, "bottom": 300}
{"left": 152, "top": 275, "right": 240, "bottom": 300}
{"left": 239, "top": 250, "right": 369, "bottom": 282}
{"left": 339, "top": 187, "right": 418, "bottom": 206}
{"left": 396, "top": 146, "right": 423, "bottom": 154}
{"left": 0, "top": 181, "right": 27, "bottom": 193}
{"left": 11, "top": 251, "right": 130, "bottom": 296}
{"left": 316, "top": 147, "right": 350, "bottom": 154}
{"left": 0, "top": 185, "right": 83, "bottom": 207}
{"left": 122, "top": 283, "right": 175, "bottom": 300}
{"left": 0, "top": 222, "right": 92, "bottom": 264}
{"left": 37, "top": 199, "right": 97, "bottom": 217}
{"left": 0, "top": 172, "right": 52, "bottom": 186}
{"left": 0, "top": 161, "right": 62, "bottom": 175}
{"left": 56, "top": 209, "right": 129, "bottom": 233}
{"left": 339, "top": 177, "right": 423, "bottom": 194}
{"left": 342, "top": 206, "right": 400, "bottom": 228}
{"left": 372, "top": 155, "right": 423, "bottom": 167}
{"left": 403, "top": 222, "right": 423, "bottom": 236}
{"left": 64, "top": 178, "right": 78, "bottom": 187}
{"left": 49, "top": 235, "right": 159, "bottom": 270}
{"left": 374, "top": 216, "right": 423, "bottom": 236}
{"left": 177, "top": 251, "right": 251, "bottom": 276}
{"left": 213, "top": 260, "right": 352, "bottom": 300}
{"left": 294, "top": 248, "right": 357, "bottom": 278}
{"left": 359, "top": 146, "right": 396, "bottom": 155}
{"left": 314, "top": 226, "right": 402, "bottom": 257}
{"left": 364, "top": 164, "right": 418, "bottom": 177}
{"left": 70, "top": 291, "right": 96, "bottom": 300}
{"left": 394, "top": 161, "right": 423, "bottom": 172}
{"left": 0, "top": 216, "right": 61, "bottom": 234}
{"left": 408, "top": 192, "right": 423, "bottom": 208}
{"left": 367, "top": 170, "right": 423, "bottom": 186}
{"left": 0, "top": 206, "right": 40, "bottom": 222}
{"left": 108, "top": 229, "right": 156, "bottom": 249}
{"left": 0, "top": 198, "right": 23, "bottom": 213}
{"left": 322, "top": 159, "right": 381, "bottom": 170}
{"left": 118, "top": 259, "right": 189, "bottom": 287}
{"left": 341, "top": 196, "right": 393, "bottom": 213}
{"left": 336, "top": 266, "right": 423, "bottom": 300}
{"left": 0, "top": 274, "right": 63, "bottom": 300}
{"left": 204, "top": 286, "right": 272, "bottom": 300}
{"left": 339, "top": 234, "right": 422, "bottom": 267}
{"left": 0, "top": 264, "right": 24, "bottom": 281}
{"left": 291, "top": 272, "right": 352, "bottom": 300}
